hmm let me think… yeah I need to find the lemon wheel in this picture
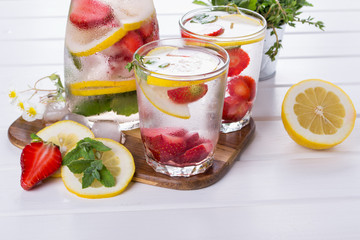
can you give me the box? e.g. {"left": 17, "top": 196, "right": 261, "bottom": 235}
{"left": 282, "top": 79, "right": 356, "bottom": 149}
{"left": 36, "top": 120, "right": 94, "bottom": 177}
{"left": 61, "top": 138, "right": 135, "bottom": 199}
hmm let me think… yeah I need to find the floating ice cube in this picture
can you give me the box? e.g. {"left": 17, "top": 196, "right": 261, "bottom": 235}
{"left": 62, "top": 113, "right": 90, "bottom": 128}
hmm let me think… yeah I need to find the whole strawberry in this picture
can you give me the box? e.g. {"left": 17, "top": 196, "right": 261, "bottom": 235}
{"left": 20, "top": 134, "right": 62, "bottom": 190}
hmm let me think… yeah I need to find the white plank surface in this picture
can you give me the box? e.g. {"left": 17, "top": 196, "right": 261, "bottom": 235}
{"left": 1, "top": 0, "right": 360, "bottom": 239}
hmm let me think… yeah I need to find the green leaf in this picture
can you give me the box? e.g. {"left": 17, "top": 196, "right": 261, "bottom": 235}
{"left": 80, "top": 138, "right": 111, "bottom": 152}
{"left": 82, "top": 171, "right": 95, "bottom": 189}
{"left": 67, "top": 160, "right": 93, "bottom": 173}
{"left": 30, "top": 133, "right": 43, "bottom": 142}
{"left": 91, "top": 160, "right": 104, "bottom": 171}
{"left": 192, "top": 0, "right": 210, "bottom": 6}
{"left": 70, "top": 53, "right": 82, "bottom": 71}
{"left": 92, "top": 169, "right": 101, "bottom": 181}
{"left": 190, "top": 13, "right": 218, "bottom": 24}
{"left": 99, "top": 166, "right": 116, "bottom": 187}
{"left": 63, "top": 147, "right": 82, "bottom": 165}
{"left": 158, "top": 63, "right": 170, "bottom": 68}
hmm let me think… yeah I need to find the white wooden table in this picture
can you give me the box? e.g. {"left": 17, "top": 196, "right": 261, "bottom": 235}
{"left": 1, "top": 0, "right": 360, "bottom": 239}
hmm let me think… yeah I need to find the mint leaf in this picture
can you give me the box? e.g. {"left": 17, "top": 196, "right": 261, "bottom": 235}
{"left": 192, "top": 0, "right": 210, "bottom": 6}
{"left": 80, "top": 138, "right": 111, "bottom": 152}
{"left": 99, "top": 166, "right": 116, "bottom": 187}
{"left": 30, "top": 133, "right": 43, "bottom": 142}
{"left": 92, "top": 169, "right": 101, "bottom": 181}
{"left": 190, "top": 13, "right": 218, "bottom": 24}
{"left": 91, "top": 160, "right": 104, "bottom": 171}
{"left": 82, "top": 171, "right": 95, "bottom": 189}
{"left": 63, "top": 148, "right": 82, "bottom": 165}
{"left": 67, "top": 160, "right": 92, "bottom": 173}
{"left": 158, "top": 63, "right": 170, "bottom": 68}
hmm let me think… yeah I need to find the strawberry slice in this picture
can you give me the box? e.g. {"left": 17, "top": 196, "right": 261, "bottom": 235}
{"left": 241, "top": 76, "right": 256, "bottom": 101}
{"left": 20, "top": 140, "right": 62, "bottom": 190}
{"left": 227, "top": 48, "right": 250, "bottom": 77}
{"left": 228, "top": 76, "right": 251, "bottom": 100}
{"left": 175, "top": 142, "right": 213, "bottom": 164}
{"left": 141, "top": 128, "right": 188, "bottom": 162}
{"left": 222, "top": 96, "right": 250, "bottom": 122}
{"left": 138, "top": 18, "right": 158, "bottom": 38}
{"left": 167, "top": 83, "right": 208, "bottom": 104}
{"left": 69, "top": 0, "right": 113, "bottom": 29}
{"left": 116, "top": 31, "right": 144, "bottom": 58}
{"left": 199, "top": 24, "right": 224, "bottom": 36}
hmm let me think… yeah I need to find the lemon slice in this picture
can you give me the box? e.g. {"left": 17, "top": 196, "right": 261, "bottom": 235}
{"left": 37, "top": 120, "right": 94, "bottom": 177}
{"left": 61, "top": 138, "right": 135, "bottom": 199}
{"left": 69, "top": 79, "right": 136, "bottom": 96}
{"left": 282, "top": 79, "right": 356, "bottom": 149}
{"left": 138, "top": 80, "right": 190, "bottom": 119}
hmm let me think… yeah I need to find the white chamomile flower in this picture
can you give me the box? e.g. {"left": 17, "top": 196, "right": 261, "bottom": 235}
{"left": 8, "top": 88, "right": 19, "bottom": 104}
{"left": 22, "top": 102, "right": 45, "bottom": 122}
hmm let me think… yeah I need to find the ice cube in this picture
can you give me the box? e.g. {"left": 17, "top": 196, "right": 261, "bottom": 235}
{"left": 91, "top": 120, "right": 124, "bottom": 143}
{"left": 62, "top": 113, "right": 91, "bottom": 128}
{"left": 43, "top": 101, "right": 70, "bottom": 124}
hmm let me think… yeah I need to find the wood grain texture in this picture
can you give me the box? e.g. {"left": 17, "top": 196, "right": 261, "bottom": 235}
{"left": 8, "top": 117, "right": 255, "bottom": 190}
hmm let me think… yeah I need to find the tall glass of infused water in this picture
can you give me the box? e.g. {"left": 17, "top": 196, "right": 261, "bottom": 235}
{"left": 64, "top": 0, "right": 159, "bottom": 130}
{"left": 180, "top": 6, "right": 266, "bottom": 133}
{"left": 133, "top": 38, "right": 229, "bottom": 177}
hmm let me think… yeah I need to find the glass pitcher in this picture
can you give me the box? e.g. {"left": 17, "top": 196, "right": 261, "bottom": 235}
{"left": 64, "top": 0, "right": 159, "bottom": 130}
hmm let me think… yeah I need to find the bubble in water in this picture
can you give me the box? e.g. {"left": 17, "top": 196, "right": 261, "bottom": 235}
{"left": 91, "top": 120, "right": 124, "bottom": 143}
{"left": 62, "top": 113, "right": 91, "bottom": 129}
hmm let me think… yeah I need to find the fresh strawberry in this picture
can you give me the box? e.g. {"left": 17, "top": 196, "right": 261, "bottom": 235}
{"left": 175, "top": 142, "right": 213, "bottom": 164}
{"left": 167, "top": 83, "right": 208, "bottom": 104}
{"left": 199, "top": 24, "right": 224, "bottom": 36}
{"left": 222, "top": 96, "right": 250, "bottom": 122}
{"left": 184, "top": 132, "right": 200, "bottom": 149}
{"left": 227, "top": 48, "right": 250, "bottom": 77}
{"left": 116, "top": 31, "right": 144, "bottom": 58}
{"left": 146, "top": 134, "right": 187, "bottom": 162}
{"left": 141, "top": 128, "right": 188, "bottom": 162}
{"left": 138, "top": 18, "right": 158, "bottom": 38}
{"left": 69, "top": 0, "right": 113, "bottom": 29}
{"left": 228, "top": 76, "right": 251, "bottom": 100}
{"left": 241, "top": 76, "right": 256, "bottom": 101}
{"left": 20, "top": 138, "right": 62, "bottom": 190}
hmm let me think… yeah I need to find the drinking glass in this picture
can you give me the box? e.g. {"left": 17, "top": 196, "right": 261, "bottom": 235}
{"left": 133, "top": 38, "right": 229, "bottom": 177}
{"left": 64, "top": 0, "right": 159, "bottom": 130}
{"left": 180, "top": 6, "right": 266, "bottom": 133}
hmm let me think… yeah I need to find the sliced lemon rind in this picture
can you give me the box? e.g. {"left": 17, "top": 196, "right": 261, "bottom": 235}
{"left": 69, "top": 79, "right": 136, "bottom": 96}
{"left": 61, "top": 138, "right": 135, "bottom": 199}
{"left": 282, "top": 79, "right": 356, "bottom": 149}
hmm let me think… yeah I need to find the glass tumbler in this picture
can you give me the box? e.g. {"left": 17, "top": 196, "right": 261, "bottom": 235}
{"left": 180, "top": 6, "right": 266, "bottom": 133}
{"left": 64, "top": 0, "right": 159, "bottom": 130}
{"left": 133, "top": 38, "right": 229, "bottom": 177}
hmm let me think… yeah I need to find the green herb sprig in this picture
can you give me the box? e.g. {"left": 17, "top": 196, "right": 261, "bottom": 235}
{"left": 63, "top": 138, "right": 115, "bottom": 189}
{"left": 193, "top": 0, "right": 325, "bottom": 61}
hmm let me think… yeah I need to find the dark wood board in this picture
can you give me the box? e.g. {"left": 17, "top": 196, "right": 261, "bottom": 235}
{"left": 8, "top": 117, "right": 255, "bottom": 190}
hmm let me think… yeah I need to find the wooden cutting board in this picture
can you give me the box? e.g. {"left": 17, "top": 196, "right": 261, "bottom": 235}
{"left": 8, "top": 117, "right": 255, "bottom": 190}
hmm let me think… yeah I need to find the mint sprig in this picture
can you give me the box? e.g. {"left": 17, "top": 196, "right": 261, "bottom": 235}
{"left": 126, "top": 54, "right": 144, "bottom": 72}
{"left": 63, "top": 138, "right": 115, "bottom": 189}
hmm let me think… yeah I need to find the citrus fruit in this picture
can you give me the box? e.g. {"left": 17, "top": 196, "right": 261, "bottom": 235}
{"left": 61, "top": 138, "right": 135, "bottom": 199}
{"left": 36, "top": 120, "right": 94, "bottom": 177}
{"left": 68, "top": 79, "right": 136, "bottom": 96}
{"left": 282, "top": 79, "right": 356, "bottom": 149}
{"left": 138, "top": 80, "right": 191, "bottom": 119}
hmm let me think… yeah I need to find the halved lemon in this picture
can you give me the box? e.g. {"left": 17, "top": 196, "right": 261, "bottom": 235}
{"left": 69, "top": 79, "right": 136, "bottom": 96}
{"left": 37, "top": 120, "right": 94, "bottom": 177}
{"left": 282, "top": 79, "right": 356, "bottom": 149}
{"left": 61, "top": 138, "right": 135, "bottom": 199}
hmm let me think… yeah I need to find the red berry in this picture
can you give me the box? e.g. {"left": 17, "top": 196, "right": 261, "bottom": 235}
{"left": 222, "top": 96, "right": 250, "bottom": 122}
{"left": 199, "top": 24, "right": 224, "bottom": 36}
{"left": 241, "top": 76, "right": 256, "bottom": 101}
{"left": 175, "top": 142, "right": 213, "bottom": 164}
{"left": 69, "top": 0, "right": 113, "bottom": 29}
{"left": 228, "top": 77, "right": 251, "bottom": 100}
{"left": 167, "top": 83, "right": 208, "bottom": 104}
{"left": 141, "top": 128, "right": 188, "bottom": 162}
{"left": 227, "top": 48, "right": 250, "bottom": 77}
{"left": 138, "top": 18, "right": 158, "bottom": 38}
{"left": 113, "top": 31, "right": 144, "bottom": 59}
{"left": 20, "top": 141, "right": 62, "bottom": 190}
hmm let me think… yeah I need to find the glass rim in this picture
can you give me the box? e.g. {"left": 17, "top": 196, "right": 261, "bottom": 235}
{"left": 133, "top": 37, "right": 230, "bottom": 81}
{"left": 179, "top": 6, "right": 267, "bottom": 43}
